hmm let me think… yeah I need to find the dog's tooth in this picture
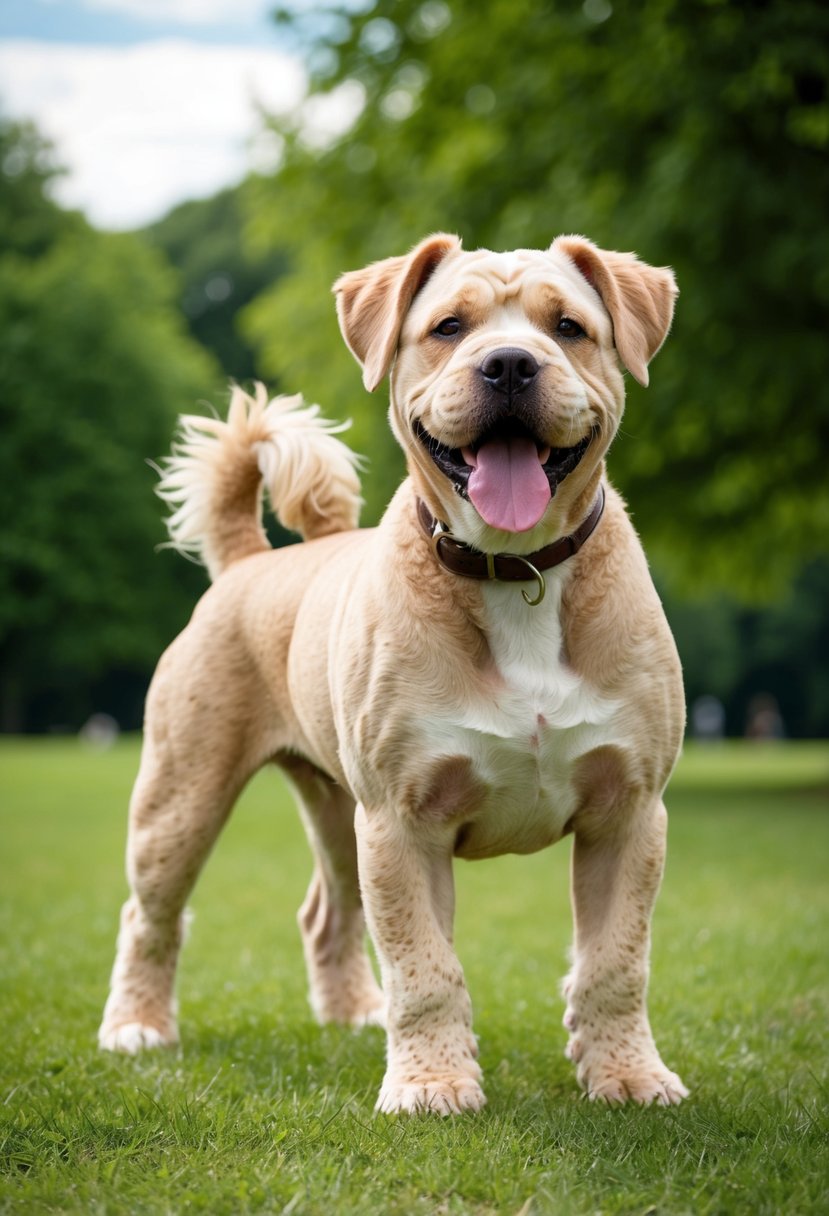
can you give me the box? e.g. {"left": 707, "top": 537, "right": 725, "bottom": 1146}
{"left": 461, "top": 445, "right": 478, "bottom": 468}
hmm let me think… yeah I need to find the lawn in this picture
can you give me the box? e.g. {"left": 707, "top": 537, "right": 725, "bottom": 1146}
{"left": 1, "top": 737, "right": 827, "bottom": 1215}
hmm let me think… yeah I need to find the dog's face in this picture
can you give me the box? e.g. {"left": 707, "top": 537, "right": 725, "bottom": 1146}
{"left": 335, "top": 235, "right": 677, "bottom": 546}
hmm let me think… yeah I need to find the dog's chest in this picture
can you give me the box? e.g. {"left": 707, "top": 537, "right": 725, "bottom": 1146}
{"left": 421, "top": 575, "right": 621, "bottom": 858}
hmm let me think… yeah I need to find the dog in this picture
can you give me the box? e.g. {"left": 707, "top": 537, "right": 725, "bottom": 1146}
{"left": 99, "top": 233, "right": 689, "bottom": 1113}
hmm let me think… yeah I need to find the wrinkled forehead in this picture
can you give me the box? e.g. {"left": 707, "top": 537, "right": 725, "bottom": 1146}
{"left": 409, "top": 246, "right": 606, "bottom": 323}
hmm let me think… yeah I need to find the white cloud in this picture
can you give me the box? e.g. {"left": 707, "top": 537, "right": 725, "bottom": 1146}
{"left": 0, "top": 38, "right": 307, "bottom": 228}
{"left": 80, "top": 0, "right": 269, "bottom": 26}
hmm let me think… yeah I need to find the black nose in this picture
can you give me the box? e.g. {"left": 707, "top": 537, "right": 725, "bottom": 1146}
{"left": 479, "top": 347, "right": 540, "bottom": 396}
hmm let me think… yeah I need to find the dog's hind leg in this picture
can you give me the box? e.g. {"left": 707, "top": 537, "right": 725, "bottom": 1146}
{"left": 99, "top": 640, "right": 267, "bottom": 1054}
{"left": 280, "top": 756, "right": 385, "bottom": 1028}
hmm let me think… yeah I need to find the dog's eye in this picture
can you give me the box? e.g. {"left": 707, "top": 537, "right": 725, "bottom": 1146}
{"left": 433, "top": 317, "right": 461, "bottom": 337}
{"left": 556, "top": 317, "right": 585, "bottom": 338}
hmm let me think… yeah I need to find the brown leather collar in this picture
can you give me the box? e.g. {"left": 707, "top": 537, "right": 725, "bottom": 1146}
{"left": 416, "top": 484, "right": 605, "bottom": 606}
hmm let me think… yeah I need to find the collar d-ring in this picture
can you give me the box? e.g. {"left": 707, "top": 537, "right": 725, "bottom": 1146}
{"left": 513, "top": 557, "right": 546, "bottom": 606}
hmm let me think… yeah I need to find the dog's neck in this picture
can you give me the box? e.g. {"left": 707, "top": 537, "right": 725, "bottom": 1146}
{"left": 415, "top": 484, "right": 606, "bottom": 608}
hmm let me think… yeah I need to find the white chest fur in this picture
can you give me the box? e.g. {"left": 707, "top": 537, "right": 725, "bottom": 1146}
{"left": 421, "top": 568, "right": 621, "bottom": 858}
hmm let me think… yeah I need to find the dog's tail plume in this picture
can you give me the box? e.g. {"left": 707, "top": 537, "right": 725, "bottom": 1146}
{"left": 156, "top": 384, "right": 362, "bottom": 581}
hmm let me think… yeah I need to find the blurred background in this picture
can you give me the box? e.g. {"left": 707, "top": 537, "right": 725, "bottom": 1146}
{"left": 0, "top": 0, "right": 827, "bottom": 739}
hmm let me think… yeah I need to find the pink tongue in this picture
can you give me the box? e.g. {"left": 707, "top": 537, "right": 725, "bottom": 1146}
{"left": 466, "top": 436, "right": 551, "bottom": 532}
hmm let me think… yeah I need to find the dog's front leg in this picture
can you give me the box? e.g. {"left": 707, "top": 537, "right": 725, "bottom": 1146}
{"left": 354, "top": 803, "right": 484, "bottom": 1115}
{"left": 563, "top": 797, "right": 689, "bottom": 1105}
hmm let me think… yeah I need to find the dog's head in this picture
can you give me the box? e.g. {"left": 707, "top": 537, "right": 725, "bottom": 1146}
{"left": 334, "top": 234, "right": 676, "bottom": 549}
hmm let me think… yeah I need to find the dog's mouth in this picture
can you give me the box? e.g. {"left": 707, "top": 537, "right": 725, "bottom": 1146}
{"left": 414, "top": 418, "right": 592, "bottom": 533}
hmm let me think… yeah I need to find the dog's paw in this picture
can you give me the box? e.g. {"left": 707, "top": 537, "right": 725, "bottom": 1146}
{"left": 577, "top": 1054, "right": 689, "bottom": 1106}
{"left": 98, "top": 1020, "right": 177, "bottom": 1054}
{"left": 376, "top": 1073, "right": 486, "bottom": 1116}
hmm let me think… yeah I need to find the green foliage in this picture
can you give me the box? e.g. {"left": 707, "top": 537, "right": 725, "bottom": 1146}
{"left": 244, "top": 0, "right": 829, "bottom": 590}
{"left": 1, "top": 738, "right": 828, "bottom": 1213}
{"left": 142, "top": 184, "right": 287, "bottom": 383}
{"left": 0, "top": 120, "right": 222, "bottom": 730}
{"left": 0, "top": 118, "right": 79, "bottom": 259}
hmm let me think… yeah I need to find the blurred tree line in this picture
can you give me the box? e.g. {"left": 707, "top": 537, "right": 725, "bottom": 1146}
{"left": 1, "top": 0, "right": 827, "bottom": 736}
{"left": 0, "top": 120, "right": 222, "bottom": 731}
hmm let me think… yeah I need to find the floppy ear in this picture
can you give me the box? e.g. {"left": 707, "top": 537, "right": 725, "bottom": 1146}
{"left": 552, "top": 235, "right": 678, "bottom": 386}
{"left": 333, "top": 232, "right": 462, "bottom": 391}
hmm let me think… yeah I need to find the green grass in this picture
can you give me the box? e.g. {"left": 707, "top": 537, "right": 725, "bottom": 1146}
{"left": 1, "top": 738, "right": 827, "bottom": 1215}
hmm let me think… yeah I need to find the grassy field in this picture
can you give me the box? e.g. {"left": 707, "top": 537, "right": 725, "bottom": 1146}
{"left": 1, "top": 737, "right": 827, "bottom": 1215}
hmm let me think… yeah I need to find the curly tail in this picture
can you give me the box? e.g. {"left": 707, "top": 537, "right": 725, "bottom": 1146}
{"left": 156, "top": 384, "right": 362, "bottom": 581}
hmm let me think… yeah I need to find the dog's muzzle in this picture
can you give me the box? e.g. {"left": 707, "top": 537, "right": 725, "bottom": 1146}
{"left": 414, "top": 414, "right": 593, "bottom": 535}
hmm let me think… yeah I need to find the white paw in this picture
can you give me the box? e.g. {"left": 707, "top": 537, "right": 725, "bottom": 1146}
{"left": 376, "top": 1073, "right": 486, "bottom": 1116}
{"left": 582, "top": 1060, "right": 689, "bottom": 1106}
{"left": 98, "top": 1021, "right": 177, "bottom": 1054}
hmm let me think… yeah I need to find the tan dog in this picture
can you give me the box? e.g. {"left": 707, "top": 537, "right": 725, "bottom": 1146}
{"left": 99, "top": 233, "right": 689, "bottom": 1113}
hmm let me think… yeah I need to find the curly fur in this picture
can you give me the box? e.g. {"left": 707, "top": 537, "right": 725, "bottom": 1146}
{"left": 156, "top": 383, "right": 362, "bottom": 580}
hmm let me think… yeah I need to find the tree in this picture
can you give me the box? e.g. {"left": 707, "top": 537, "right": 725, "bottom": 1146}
{"left": 0, "top": 120, "right": 222, "bottom": 730}
{"left": 245, "top": 0, "right": 829, "bottom": 592}
{"left": 0, "top": 118, "right": 78, "bottom": 259}
{"left": 142, "top": 184, "right": 287, "bottom": 383}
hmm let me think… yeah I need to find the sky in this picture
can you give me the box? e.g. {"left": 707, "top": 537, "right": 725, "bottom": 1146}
{"left": 0, "top": 0, "right": 318, "bottom": 229}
